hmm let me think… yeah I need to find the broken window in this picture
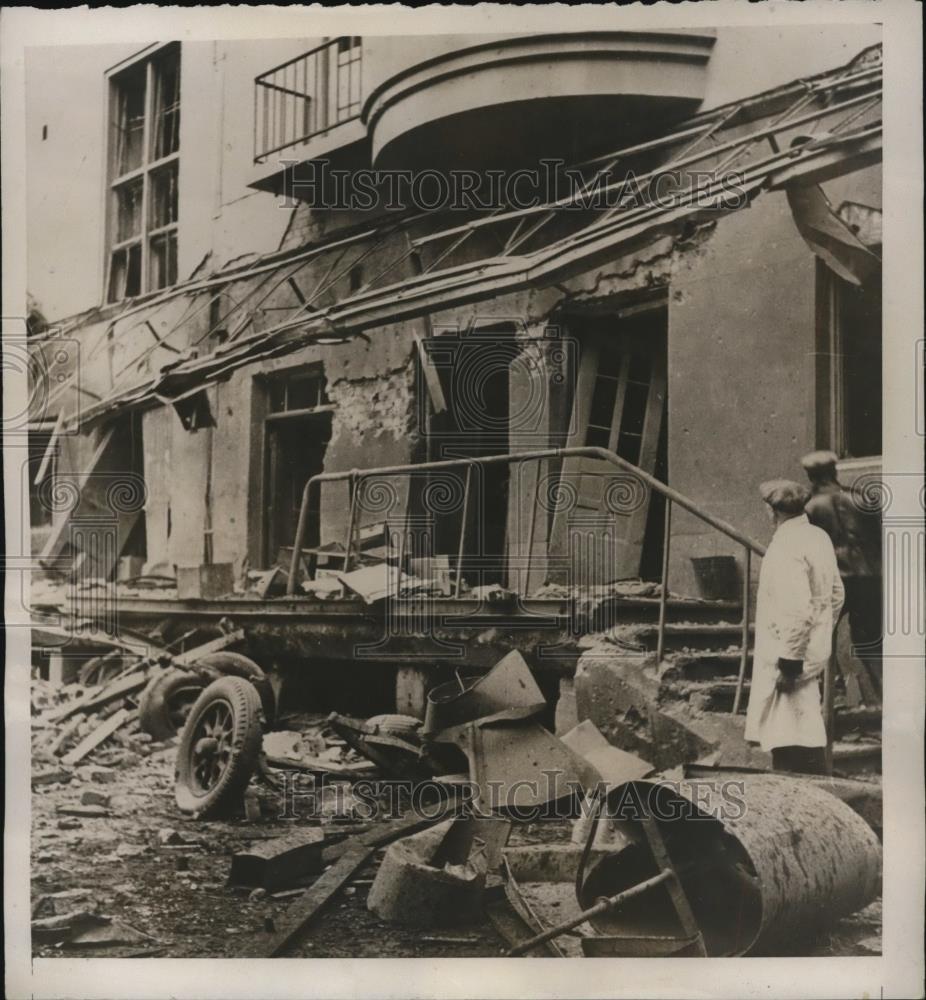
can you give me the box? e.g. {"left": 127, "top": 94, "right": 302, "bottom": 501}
{"left": 268, "top": 368, "right": 330, "bottom": 413}
{"left": 816, "top": 262, "right": 882, "bottom": 459}
{"left": 106, "top": 43, "right": 181, "bottom": 302}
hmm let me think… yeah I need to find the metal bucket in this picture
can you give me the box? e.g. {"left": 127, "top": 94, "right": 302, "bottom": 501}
{"left": 577, "top": 773, "right": 881, "bottom": 956}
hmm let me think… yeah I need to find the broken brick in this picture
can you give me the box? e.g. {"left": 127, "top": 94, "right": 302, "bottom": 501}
{"left": 80, "top": 789, "right": 111, "bottom": 808}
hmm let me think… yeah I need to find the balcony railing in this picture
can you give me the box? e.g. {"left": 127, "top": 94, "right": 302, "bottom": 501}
{"left": 254, "top": 37, "right": 362, "bottom": 162}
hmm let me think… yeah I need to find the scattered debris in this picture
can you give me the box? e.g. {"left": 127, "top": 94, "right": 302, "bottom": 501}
{"left": 80, "top": 789, "right": 111, "bottom": 808}
{"left": 229, "top": 829, "right": 326, "bottom": 891}
{"left": 367, "top": 818, "right": 489, "bottom": 927}
{"left": 61, "top": 709, "right": 135, "bottom": 766}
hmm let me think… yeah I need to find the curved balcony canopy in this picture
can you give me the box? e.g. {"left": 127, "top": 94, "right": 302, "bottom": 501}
{"left": 363, "top": 31, "right": 717, "bottom": 172}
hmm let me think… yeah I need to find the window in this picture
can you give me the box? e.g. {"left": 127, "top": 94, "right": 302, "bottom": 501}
{"left": 817, "top": 263, "right": 882, "bottom": 459}
{"left": 106, "top": 44, "right": 181, "bottom": 302}
{"left": 335, "top": 37, "right": 362, "bottom": 121}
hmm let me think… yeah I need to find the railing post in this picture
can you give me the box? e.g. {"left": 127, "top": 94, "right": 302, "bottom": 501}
{"left": 655, "top": 499, "right": 672, "bottom": 666}
{"left": 454, "top": 464, "right": 473, "bottom": 598}
{"left": 343, "top": 472, "right": 359, "bottom": 574}
{"left": 732, "top": 546, "right": 752, "bottom": 714}
{"left": 287, "top": 477, "right": 314, "bottom": 596}
{"left": 524, "top": 457, "right": 541, "bottom": 597}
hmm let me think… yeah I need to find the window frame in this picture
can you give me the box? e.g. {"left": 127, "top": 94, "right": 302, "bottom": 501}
{"left": 103, "top": 42, "right": 181, "bottom": 304}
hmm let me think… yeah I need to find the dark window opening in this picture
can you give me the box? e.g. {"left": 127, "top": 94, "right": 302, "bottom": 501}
{"left": 149, "top": 162, "right": 179, "bottom": 229}
{"left": 151, "top": 51, "right": 181, "bottom": 160}
{"left": 268, "top": 368, "right": 330, "bottom": 414}
{"left": 817, "top": 262, "right": 882, "bottom": 459}
{"left": 148, "top": 231, "right": 178, "bottom": 291}
{"left": 418, "top": 327, "right": 515, "bottom": 585}
{"left": 115, "top": 179, "right": 144, "bottom": 242}
{"left": 113, "top": 63, "right": 146, "bottom": 175}
{"left": 108, "top": 243, "right": 143, "bottom": 301}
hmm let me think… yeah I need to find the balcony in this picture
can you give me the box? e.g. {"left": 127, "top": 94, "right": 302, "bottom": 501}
{"left": 363, "top": 31, "right": 717, "bottom": 172}
{"left": 251, "top": 37, "right": 366, "bottom": 192}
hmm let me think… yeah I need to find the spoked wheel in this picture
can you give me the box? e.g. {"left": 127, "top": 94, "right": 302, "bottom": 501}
{"left": 175, "top": 676, "right": 262, "bottom": 819}
{"left": 190, "top": 700, "right": 235, "bottom": 792}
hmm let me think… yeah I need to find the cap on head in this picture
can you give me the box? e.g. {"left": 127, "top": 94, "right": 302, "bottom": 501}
{"left": 760, "top": 479, "right": 811, "bottom": 515}
{"left": 801, "top": 450, "right": 839, "bottom": 476}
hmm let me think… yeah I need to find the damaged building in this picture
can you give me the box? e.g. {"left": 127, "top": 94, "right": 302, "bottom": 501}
{"left": 25, "top": 26, "right": 885, "bottom": 959}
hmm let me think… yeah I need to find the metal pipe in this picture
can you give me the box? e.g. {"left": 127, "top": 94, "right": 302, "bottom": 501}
{"left": 506, "top": 868, "right": 674, "bottom": 957}
{"left": 411, "top": 86, "right": 881, "bottom": 248}
{"left": 342, "top": 473, "right": 359, "bottom": 573}
{"left": 286, "top": 446, "right": 766, "bottom": 595}
{"left": 655, "top": 500, "right": 672, "bottom": 666}
{"left": 732, "top": 546, "right": 752, "bottom": 715}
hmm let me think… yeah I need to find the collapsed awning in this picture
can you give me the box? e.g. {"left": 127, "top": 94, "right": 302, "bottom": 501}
{"left": 41, "top": 45, "right": 882, "bottom": 432}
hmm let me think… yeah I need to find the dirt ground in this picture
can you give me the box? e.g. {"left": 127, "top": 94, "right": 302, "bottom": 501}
{"left": 31, "top": 741, "right": 882, "bottom": 960}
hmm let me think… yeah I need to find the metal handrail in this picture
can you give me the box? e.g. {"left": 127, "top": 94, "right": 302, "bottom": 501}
{"left": 288, "top": 446, "right": 765, "bottom": 586}
{"left": 285, "top": 447, "right": 765, "bottom": 711}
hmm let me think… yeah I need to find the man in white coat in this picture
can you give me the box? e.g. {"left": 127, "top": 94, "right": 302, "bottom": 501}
{"left": 745, "top": 479, "right": 845, "bottom": 774}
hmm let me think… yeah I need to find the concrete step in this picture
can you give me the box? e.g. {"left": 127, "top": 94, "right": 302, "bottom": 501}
{"left": 671, "top": 681, "right": 883, "bottom": 731}
{"left": 585, "top": 596, "right": 743, "bottom": 630}
{"left": 834, "top": 706, "right": 882, "bottom": 738}
{"left": 633, "top": 622, "right": 754, "bottom": 651}
{"left": 832, "top": 740, "right": 882, "bottom": 776}
{"left": 664, "top": 651, "right": 752, "bottom": 680}
{"left": 669, "top": 678, "right": 747, "bottom": 713}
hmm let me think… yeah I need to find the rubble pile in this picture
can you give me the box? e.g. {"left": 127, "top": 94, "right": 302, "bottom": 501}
{"left": 31, "top": 641, "right": 884, "bottom": 959}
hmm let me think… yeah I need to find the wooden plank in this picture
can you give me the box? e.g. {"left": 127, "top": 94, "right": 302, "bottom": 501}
{"left": 257, "top": 804, "right": 462, "bottom": 957}
{"left": 50, "top": 671, "right": 150, "bottom": 723}
{"left": 173, "top": 628, "right": 245, "bottom": 667}
{"left": 40, "top": 427, "right": 116, "bottom": 564}
{"left": 61, "top": 708, "right": 134, "bottom": 766}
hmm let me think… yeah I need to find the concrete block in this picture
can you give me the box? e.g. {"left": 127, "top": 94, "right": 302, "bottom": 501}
{"left": 574, "top": 649, "right": 721, "bottom": 769}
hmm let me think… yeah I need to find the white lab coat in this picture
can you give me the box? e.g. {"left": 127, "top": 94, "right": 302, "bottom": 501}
{"left": 745, "top": 514, "right": 845, "bottom": 751}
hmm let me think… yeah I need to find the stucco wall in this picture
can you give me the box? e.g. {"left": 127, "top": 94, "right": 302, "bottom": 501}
{"left": 666, "top": 190, "right": 818, "bottom": 593}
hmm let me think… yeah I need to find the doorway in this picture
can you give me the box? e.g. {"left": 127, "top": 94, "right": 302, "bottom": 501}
{"left": 262, "top": 369, "right": 333, "bottom": 566}
{"left": 551, "top": 302, "right": 668, "bottom": 585}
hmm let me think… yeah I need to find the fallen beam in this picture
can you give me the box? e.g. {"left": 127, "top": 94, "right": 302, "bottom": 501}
{"left": 61, "top": 708, "right": 135, "bottom": 766}
{"left": 255, "top": 801, "right": 463, "bottom": 957}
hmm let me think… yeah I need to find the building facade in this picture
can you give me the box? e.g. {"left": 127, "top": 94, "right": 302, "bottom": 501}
{"left": 26, "top": 28, "right": 883, "bottom": 601}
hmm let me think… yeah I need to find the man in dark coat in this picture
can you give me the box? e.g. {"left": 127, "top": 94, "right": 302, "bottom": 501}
{"left": 800, "top": 451, "right": 882, "bottom": 677}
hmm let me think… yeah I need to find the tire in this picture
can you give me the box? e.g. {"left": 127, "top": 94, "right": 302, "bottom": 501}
{"left": 138, "top": 669, "right": 208, "bottom": 742}
{"left": 193, "top": 652, "right": 276, "bottom": 727}
{"left": 174, "top": 676, "right": 263, "bottom": 819}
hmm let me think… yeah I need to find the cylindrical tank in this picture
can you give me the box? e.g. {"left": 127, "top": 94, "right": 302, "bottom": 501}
{"left": 577, "top": 773, "right": 881, "bottom": 956}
